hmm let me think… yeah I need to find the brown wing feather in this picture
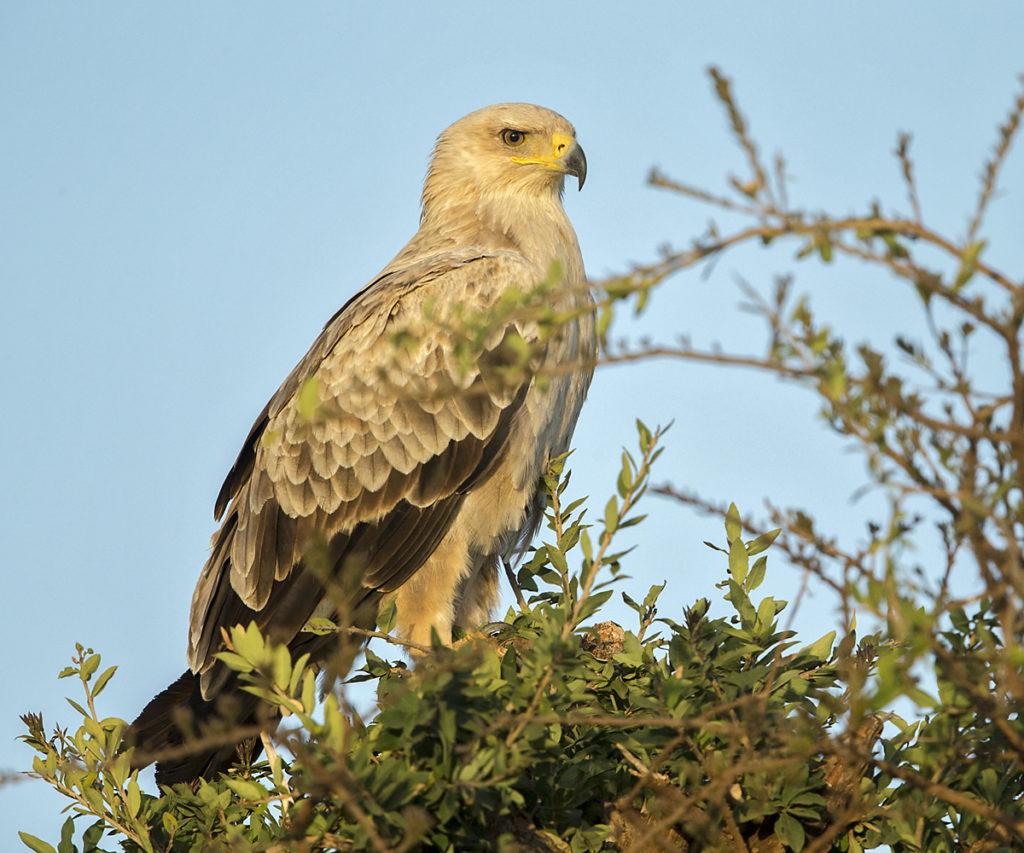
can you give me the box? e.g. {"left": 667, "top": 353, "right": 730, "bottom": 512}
{"left": 188, "top": 250, "right": 542, "bottom": 680}
{"left": 213, "top": 250, "right": 503, "bottom": 519}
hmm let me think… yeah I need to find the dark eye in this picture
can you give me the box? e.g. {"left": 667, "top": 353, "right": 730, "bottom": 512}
{"left": 501, "top": 129, "right": 527, "bottom": 147}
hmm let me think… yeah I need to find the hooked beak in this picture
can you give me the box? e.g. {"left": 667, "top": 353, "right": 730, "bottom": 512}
{"left": 562, "top": 138, "right": 587, "bottom": 191}
{"left": 511, "top": 132, "right": 588, "bottom": 190}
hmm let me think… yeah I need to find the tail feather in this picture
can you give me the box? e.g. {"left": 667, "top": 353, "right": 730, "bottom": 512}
{"left": 127, "top": 599, "right": 377, "bottom": 785}
{"left": 127, "top": 670, "right": 271, "bottom": 786}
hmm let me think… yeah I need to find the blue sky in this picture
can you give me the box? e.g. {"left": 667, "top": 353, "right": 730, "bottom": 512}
{"left": 3, "top": 2, "right": 1023, "bottom": 844}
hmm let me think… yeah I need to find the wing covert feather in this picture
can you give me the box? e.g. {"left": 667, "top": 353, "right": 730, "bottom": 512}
{"left": 189, "top": 250, "right": 543, "bottom": 674}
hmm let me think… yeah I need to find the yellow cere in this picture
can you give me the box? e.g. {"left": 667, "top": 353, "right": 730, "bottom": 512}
{"left": 511, "top": 132, "right": 575, "bottom": 170}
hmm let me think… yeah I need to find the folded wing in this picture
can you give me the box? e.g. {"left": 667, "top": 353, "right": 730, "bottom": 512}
{"left": 186, "top": 249, "right": 544, "bottom": 693}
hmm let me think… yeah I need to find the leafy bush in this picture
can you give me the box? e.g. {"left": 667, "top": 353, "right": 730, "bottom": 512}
{"left": 19, "top": 68, "right": 1024, "bottom": 851}
{"left": 18, "top": 434, "right": 1024, "bottom": 851}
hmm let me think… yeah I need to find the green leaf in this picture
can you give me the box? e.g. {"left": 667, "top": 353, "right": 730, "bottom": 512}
{"left": 577, "top": 589, "right": 613, "bottom": 623}
{"left": 272, "top": 643, "right": 292, "bottom": 690}
{"left": 91, "top": 666, "right": 117, "bottom": 698}
{"left": 802, "top": 630, "right": 836, "bottom": 662}
{"left": 82, "top": 716, "right": 104, "bottom": 739}
{"left": 301, "top": 669, "right": 317, "bottom": 715}
{"left": 18, "top": 833, "right": 56, "bottom": 853}
{"left": 727, "top": 579, "right": 756, "bottom": 627}
{"left": 953, "top": 239, "right": 985, "bottom": 290}
{"left": 233, "top": 621, "right": 266, "bottom": 663}
{"left": 65, "top": 697, "right": 88, "bottom": 717}
{"left": 775, "top": 813, "right": 805, "bottom": 851}
{"left": 216, "top": 652, "right": 254, "bottom": 674}
{"left": 725, "top": 502, "right": 741, "bottom": 542}
{"left": 621, "top": 592, "right": 642, "bottom": 614}
{"left": 226, "top": 777, "right": 268, "bottom": 801}
{"left": 125, "top": 777, "right": 141, "bottom": 818}
{"left": 579, "top": 529, "right": 593, "bottom": 561}
{"left": 547, "top": 544, "right": 568, "bottom": 577}
{"left": 747, "top": 555, "right": 767, "bottom": 591}
{"left": 81, "top": 654, "right": 101, "bottom": 682}
{"left": 302, "top": 616, "right": 337, "bottom": 636}
{"left": 603, "top": 496, "right": 619, "bottom": 536}
{"left": 57, "top": 819, "right": 74, "bottom": 853}
{"left": 110, "top": 752, "right": 130, "bottom": 787}
{"left": 822, "top": 361, "right": 846, "bottom": 400}
{"left": 289, "top": 652, "right": 311, "bottom": 696}
{"left": 377, "top": 595, "right": 398, "bottom": 634}
{"left": 617, "top": 453, "right": 634, "bottom": 497}
{"left": 562, "top": 496, "right": 587, "bottom": 516}
{"left": 728, "top": 535, "right": 748, "bottom": 584}
{"left": 642, "top": 582, "right": 666, "bottom": 610}
{"left": 747, "top": 528, "right": 780, "bottom": 556}
{"left": 636, "top": 419, "right": 652, "bottom": 453}
{"left": 82, "top": 787, "right": 104, "bottom": 815}
{"left": 161, "top": 813, "right": 178, "bottom": 836}
{"left": 755, "top": 596, "right": 776, "bottom": 632}
{"left": 81, "top": 821, "right": 103, "bottom": 852}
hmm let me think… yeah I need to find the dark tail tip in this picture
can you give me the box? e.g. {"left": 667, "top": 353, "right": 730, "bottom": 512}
{"left": 126, "top": 670, "right": 266, "bottom": 786}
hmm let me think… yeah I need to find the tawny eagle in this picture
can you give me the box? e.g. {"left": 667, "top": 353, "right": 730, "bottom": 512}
{"left": 130, "top": 103, "right": 594, "bottom": 784}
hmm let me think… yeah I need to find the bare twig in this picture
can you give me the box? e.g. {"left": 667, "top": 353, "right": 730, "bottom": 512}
{"left": 967, "top": 74, "right": 1024, "bottom": 243}
{"left": 894, "top": 132, "right": 923, "bottom": 224}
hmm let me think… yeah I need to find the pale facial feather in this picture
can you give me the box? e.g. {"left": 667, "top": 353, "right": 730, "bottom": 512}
{"left": 421, "top": 103, "right": 578, "bottom": 217}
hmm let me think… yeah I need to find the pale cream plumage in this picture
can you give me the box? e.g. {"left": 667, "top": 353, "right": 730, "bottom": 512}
{"left": 130, "top": 103, "right": 594, "bottom": 784}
